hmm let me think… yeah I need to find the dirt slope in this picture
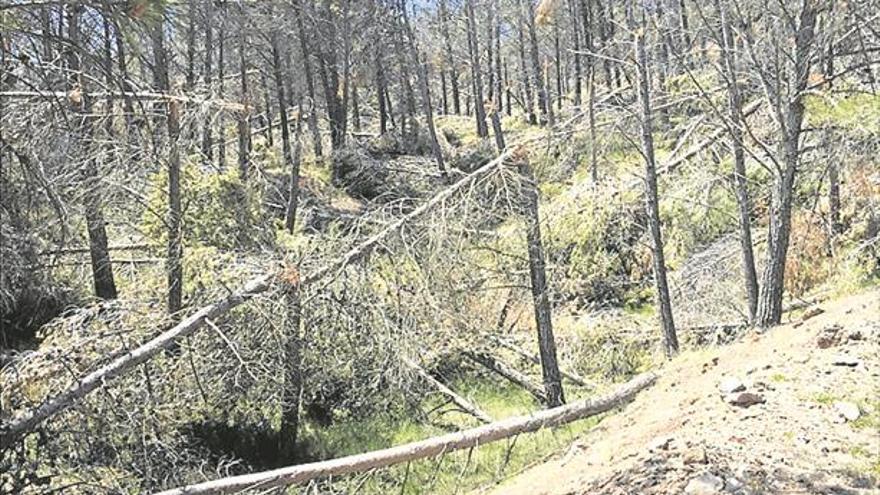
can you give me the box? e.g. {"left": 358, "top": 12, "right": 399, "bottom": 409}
{"left": 482, "top": 289, "right": 880, "bottom": 495}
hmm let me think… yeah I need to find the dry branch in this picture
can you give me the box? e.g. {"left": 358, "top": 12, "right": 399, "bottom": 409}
{"left": 153, "top": 372, "right": 657, "bottom": 495}
{"left": 465, "top": 351, "right": 548, "bottom": 404}
{"left": 486, "top": 334, "right": 594, "bottom": 388}
{"left": 0, "top": 144, "right": 520, "bottom": 448}
{"left": 402, "top": 357, "right": 492, "bottom": 423}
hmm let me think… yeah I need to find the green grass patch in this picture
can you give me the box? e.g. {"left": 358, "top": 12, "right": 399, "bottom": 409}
{"left": 298, "top": 377, "right": 602, "bottom": 494}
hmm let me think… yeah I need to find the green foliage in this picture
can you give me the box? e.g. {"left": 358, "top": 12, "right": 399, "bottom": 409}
{"left": 299, "top": 376, "right": 600, "bottom": 495}
{"left": 659, "top": 165, "right": 739, "bottom": 268}
{"left": 142, "top": 160, "right": 265, "bottom": 251}
{"left": 571, "top": 324, "right": 652, "bottom": 380}
{"left": 806, "top": 93, "right": 880, "bottom": 134}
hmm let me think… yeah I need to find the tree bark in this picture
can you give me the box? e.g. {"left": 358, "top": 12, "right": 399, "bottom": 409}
{"left": 399, "top": 1, "right": 448, "bottom": 179}
{"left": 237, "top": 9, "right": 251, "bottom": 180}
{"left": 67, "top": 4, "right": 117, "bottom": 301}
{"left": 755, "top": 3, "right": 817, "bottom": 327}
{"left": 154, "top": 373, "right": 657, "bottom": 495}
{"left": 403, "top": 357, "right": 492, "bottom": 424}
{"left": 569, "top": 0, "right": 583, "bottom": 106}
{"left": 201, "top": 0, "right": 214, "bottom": 164}
{"left": 465, "top": 351, "right": 548, "bottom": 404}
{"left": 216, "top": 4, "right": 227, "bottom": 169}
{"left": 518, "top": 0, "right": 537, "bottom": 124}
{"left": 717, "top": 0, "right": 759, "bottom": 323}
{"left": 632, "top": 2, "right": 678, "bottom": 356}
{"left": 526, "top": 0, "right": 550, "bottom": 125}
{"left": 279, "top": 280, "right": 304, "bottom": 459}
{"left": 294, "top": 1, "right": 323, "bottom": 158}
{"left": 464, "top": 0, "right": 489, "bottom": 138}
{"left": 439, "top": 0, "right": 461, "bottom": 115}
{"left": 516, "top": 156, "right": 565, "bottom": 407}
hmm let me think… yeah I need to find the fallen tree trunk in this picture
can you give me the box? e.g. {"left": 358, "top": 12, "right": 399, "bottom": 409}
{"left": 154, "top": 372, "right": 657, "bottom": 495}
{"left": 1, "top": 144, "right": 521, "bottom": 448}
{"left": 402, "top": 357, "right": 492, "bottom": 424}
{"left": 486, "top": 334, "right": 594, "bottom": 389}
{"left": 465, "top": 351, "right": 548, "bottom": 404}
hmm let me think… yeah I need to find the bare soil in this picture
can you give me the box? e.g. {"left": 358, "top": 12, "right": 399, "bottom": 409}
{"left": 481, "top": 289, "right": 880, "bottom": 495}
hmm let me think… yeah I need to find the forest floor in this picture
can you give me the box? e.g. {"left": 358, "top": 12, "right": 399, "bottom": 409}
{"left": 479, "top": 289, "right": 880, "bottom": 495}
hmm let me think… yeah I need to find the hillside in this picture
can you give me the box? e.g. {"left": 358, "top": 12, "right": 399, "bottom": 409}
{"left": 484, "top": 290, "right": 880, "bottom": 495}
{"left": 3, "top": 1, "right": 880, "bottom": 494}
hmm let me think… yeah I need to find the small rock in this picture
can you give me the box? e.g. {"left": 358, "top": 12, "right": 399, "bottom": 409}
{"left": 685, "top": 473, "right": 725, "bottom": 494}
{"left": 726, "top": 392, "right": 765, "bottom": 408}
{"left": 817, "top": 325, "right": 842, "bottom": 348}
{"left": 683, "top": 446, "right": 708, "bottom": 464}
{"left": 649, "top": 435, "right": 673, "bottom": 451}
{"left": 725, "top": 477, "right": 745, "bottom": 492}
{"left": 833, "top": 401, "right": 861, "bottom": 422}
{"left": 719, "top": 377, "right": 746, "bottom": 394}
{"left": 832, "top": 355, "right": 861, "bottom": 367}
{"left": 846, "top": 329, "right": 864, "bottom": 341}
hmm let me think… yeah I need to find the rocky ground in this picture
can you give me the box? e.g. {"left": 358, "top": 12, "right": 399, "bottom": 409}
{"left": 481, "top": 289, "right": 880, "bottom": 495}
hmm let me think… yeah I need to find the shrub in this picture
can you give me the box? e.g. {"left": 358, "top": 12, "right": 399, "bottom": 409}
{"left": 142, "top": 161, "right": 265, "bottom": 251}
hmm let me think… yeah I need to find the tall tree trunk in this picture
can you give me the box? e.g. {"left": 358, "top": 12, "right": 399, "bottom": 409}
{"left": 112, "top": 19, "right": 136, "bottom": 142}
{"left": 312, "top": 0, "right": 349, "bottom": 154}
{"left": 554, "top": 19, "right": 563, "bottom": 111}
{"left": 67, "top": 4, "right": 117, "bottom": 301}
{"left": 494, "top": 1, "right": 503, "bottom": 114}
{"left": 755, "top": 3, "right": 817, "bottom": 327}
{"left": 217, "top": 5, "right": 227, "bottom": 169}
{"left": 351, "top": 84, "right": 361, "bottom": 132}
{"left": 569, "top": 0, "right": 582, "bottom": 106}
{"left": 486, "top": 0, "right": 495, "bottom": 105}
{"left": 201, "top": 0, "right": 214, "bottom": 164}
{"left": 632, "top": 2, "right": 678, "bottom": 356}
{"left": 465, "top": 0, "right": 489, "bottom": 138}
{"left": 516, "top": 156, "right": 565, "bottom": 407}
{"left": 518, "top": 0, "right": 537, "bottom": 124}
{"left": 261, "top": 71, "right": 274, "bottom": 147}
{"left": 237, "top": 11, "right": 251, "bottom": 180}
{"left": 151, "top": 9, "right": 183, "bottom": 317}
{"left": 440, "top": 69, "right": 449, "bottom": 115}
{"left": 399, "top": 0, "right": 448, "bottom": 179}
{"left": 526, "top": 0, "right": 550, "bottom": 125}
{"left": 295, "top": 2, "right": 323, "bottom": 158}
{"left": 272, "top": 31, "right": 298, "bottom": 234}
{"left": 279, "top": 281, "right": 303, "bottom": 459}
{"left": 717, "top": 0, "right": 758, "bottom": 323}
{"left": 376, "top": 44, "right": 389, "bottom": 135}
{"left": 588, "top": 68, "right": 598, "bottom": 182}
{"left": 504, "top": 58, "right": 512, "bottom": 116}
{"left": 439, "top": 0, "right": 461, "bottom": 115}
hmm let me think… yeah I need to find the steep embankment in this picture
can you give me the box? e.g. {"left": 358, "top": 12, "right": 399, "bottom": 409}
{"left": 482, "top": 289, "right": 880, "bottom": 494}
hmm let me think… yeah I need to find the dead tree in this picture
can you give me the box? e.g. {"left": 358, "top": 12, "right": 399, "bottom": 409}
{"left": 526, "top": 0, "right": 551, "bottom": 124}
{"left": 465, "top": 0, "right": 489, "bottom": 138}
{"left": 279, "top": 276, "right": 304, "bottom": 459}
{"left": 439, "top": 0, "right": 461, "bottom": 114}
{"left": 403, "top": 357, "right": 492, "bottom": 423}
{"left": 155, "top": 373, "right": 657, "bottom": 495}
{"left": 66, "top": 4, "right": 117, "bottom": 300}
{"left": 716, "top": 0, "right": 759, "bottom": 323}
{"left": 630, "top": 0, "right": 678, "bottom": 356}
{"left": 202, "top": 0, "right": 215, "bottom": 164}
{"left": 744, "top": 1, "right": 819, "bottom": 327}
{"left": 399, "top": 1, "right": 449, "bottom": 179}
{"left": 294, "top": 1, "right": 323, "bottom": 157}
{"left": 518, "top": 0, "right": 538, "bottom": 124}
{"left": 515, "top": 151, "right": 565, "bottom": 407}
{"left": 151, "top": 7, "right": 183, "bottom": 317}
